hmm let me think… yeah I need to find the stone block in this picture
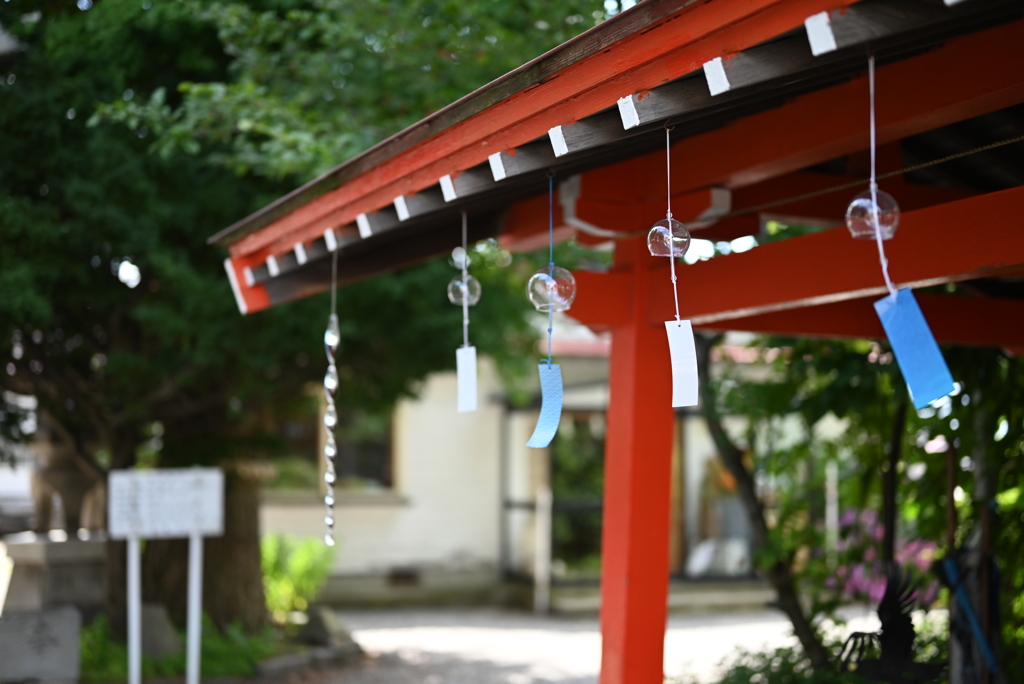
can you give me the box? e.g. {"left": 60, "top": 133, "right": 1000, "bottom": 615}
{"left": 0, "top": 606, "right": 81, "bottom": 683}
{"left": 2, "top": 532, "right": 106, "bottom": 614}
{"left": 142, "top": 603, "right": 183, "bottom": 659}
{"left": 295, "top": 605, "right": 356, "bottom": 647}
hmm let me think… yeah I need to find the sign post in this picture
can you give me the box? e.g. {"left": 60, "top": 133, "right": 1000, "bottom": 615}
{"left": 109, "top": 468, "right": 224, "bottom": 684}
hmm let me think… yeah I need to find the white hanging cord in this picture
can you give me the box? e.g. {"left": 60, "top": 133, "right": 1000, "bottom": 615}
{"left": 461, "top": 211, "right": 470, "bottom": 348}
{"left": 547, "top": 175, "right": 554, "bottom": 366}
{"left": 330, "top": 248, "right": 338, "bottom": 315}
{"left": 666, "top": 126, "right": 681, "bottom": 322}
{"left": 869, "top": 56, "right": 898, "bottom": 299}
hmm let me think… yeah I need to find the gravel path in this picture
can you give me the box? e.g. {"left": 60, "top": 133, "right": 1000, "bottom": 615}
{"left": 318, "top": 608, "right": 829, "bottom": 684}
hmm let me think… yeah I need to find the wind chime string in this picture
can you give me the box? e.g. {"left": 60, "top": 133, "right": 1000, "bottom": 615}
{"left": 547, "top": 175, "right": 554, "bottom": 366}
{"left": 666, "top": 127, "right": 681, "bottom": 323}
{"left": 461, "top": 211, "right": 470, "bottom": 349}
{"left": 868, "top": 56, "right": 898, "bottom": 299}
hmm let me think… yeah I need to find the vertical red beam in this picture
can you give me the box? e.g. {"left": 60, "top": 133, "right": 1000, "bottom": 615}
{"left": 599, "top": 236, "right": 676, "bottom": 684}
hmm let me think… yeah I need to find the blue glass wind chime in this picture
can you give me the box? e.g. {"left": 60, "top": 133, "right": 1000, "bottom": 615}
{"left": 846, "top": 56, "right": 953, "bottom": 410}
{"left": 525, "top": 176, "right": 576, "bottom": 448}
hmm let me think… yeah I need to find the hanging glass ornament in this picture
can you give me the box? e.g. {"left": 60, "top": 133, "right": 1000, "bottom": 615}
{"left": 447, "top": 275, "right": 482, "bottom": 306}
{"left": 322, "top": 289, "right": 340, "bottom": 547}
{"left": 449, "top": 246, "right": 472, "bottom": 270}
{"left": 647, "top": 217, "right": 691, "bottom": 257}
{"left": 324, "top": 313, "right": 340, "bottom": 348}
{"left": 845, "top": 187, "right": 900, "bottom": 240}
{"left": 527, "top": 266, "right": 577, "bottom": 312}
{"left": 324, "top": 365, "right": 339, "bottom": 392}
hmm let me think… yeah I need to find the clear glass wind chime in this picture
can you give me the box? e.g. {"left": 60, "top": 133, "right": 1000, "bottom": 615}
{"left": 525, "top": 175, "right": 576, "bottom": 448}
{"left": 322, "top": 250, "right": 341, "bottom": 546}
{"left": 647, "top": 126, "right": 700, "bottom": 408}
{"left": 448, "top": 211, "right": 481, "bottom": 413}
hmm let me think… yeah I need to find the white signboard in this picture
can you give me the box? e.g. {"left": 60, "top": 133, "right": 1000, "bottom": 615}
{"left": 109, "top": 468, "right": 224, "bottom": 540}
{"left": 108, "top": 467, "right": 224, "bottom": 684}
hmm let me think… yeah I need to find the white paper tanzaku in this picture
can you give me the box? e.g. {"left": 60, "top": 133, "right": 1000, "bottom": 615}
{"left": 456, "top": 345, "right": 478, "bottom": 413}
{"left": 665, "top": 321, "right": 699, "bottom": 407}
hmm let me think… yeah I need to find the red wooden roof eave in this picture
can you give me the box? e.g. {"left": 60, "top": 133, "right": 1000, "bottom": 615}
{"left": 211, "top": 0, "right": 865, "bottom": 260}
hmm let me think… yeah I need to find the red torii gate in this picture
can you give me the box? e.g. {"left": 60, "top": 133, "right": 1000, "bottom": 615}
{"left": 211, "top": 1, "right": 1024, "bottom": 681}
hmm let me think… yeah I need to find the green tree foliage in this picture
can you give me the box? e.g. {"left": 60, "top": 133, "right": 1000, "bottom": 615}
{"left": 714, "top": 332, "right": 1024, "bottom": 675}
{"left": 94, "top": 0, "right": 610, "bottom": 179}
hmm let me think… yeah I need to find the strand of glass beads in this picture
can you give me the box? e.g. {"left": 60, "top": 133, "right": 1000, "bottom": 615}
{"left": 322, "top": 312, "right": 340, "bottom": 546}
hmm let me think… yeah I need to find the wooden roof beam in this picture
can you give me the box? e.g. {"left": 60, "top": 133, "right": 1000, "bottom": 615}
{"left": 691, "top": 294, "right": 1024, "bottom": 349}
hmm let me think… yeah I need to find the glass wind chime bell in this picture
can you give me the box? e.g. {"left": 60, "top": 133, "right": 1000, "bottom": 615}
{"left": 848, "top": 55, "right": 953, "bottom": 411}
{"left": 525, "top": 175, "right": 575, "bottom": 449}
{"left": 648, "top": 126, "right": 700, "bottom": 409}
{"left": 449, "top": 212, "right": 481, "bottom": 413}
{"left": 845, "top": 56, "right": 901, "bottom": 244}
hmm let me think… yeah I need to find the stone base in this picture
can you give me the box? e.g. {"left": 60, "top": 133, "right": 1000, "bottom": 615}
{"left": 3, "top": 531, "right": 106, "bottom": 615}
{"left": 0, "top": 606, "right": 81, "bottom": 683}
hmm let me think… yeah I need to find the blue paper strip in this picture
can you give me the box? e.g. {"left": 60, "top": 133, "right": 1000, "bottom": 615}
{"left": 874, "top": 288, "right": 955, "bottom": 409}
{"left": 526, "top": 364, "right": 563, "bottom": 449}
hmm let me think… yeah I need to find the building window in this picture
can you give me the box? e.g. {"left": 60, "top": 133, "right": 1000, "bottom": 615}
{"left": 331, "top": 407, "right": 392, "bottom": 490}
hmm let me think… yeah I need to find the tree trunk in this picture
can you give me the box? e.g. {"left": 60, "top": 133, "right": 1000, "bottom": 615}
{"left": 142, "top": 460, "right": 270, "bottom": 633}
{"left": 695, "top": 334, "right": 832, "bottom": 670}
{"left": 882, "top": 399, "right": 908, "bottom": 566}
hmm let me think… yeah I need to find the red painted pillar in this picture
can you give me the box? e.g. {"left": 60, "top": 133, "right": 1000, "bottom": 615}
{"left": 599, "top": 236, "right": 676, "bottom": 684}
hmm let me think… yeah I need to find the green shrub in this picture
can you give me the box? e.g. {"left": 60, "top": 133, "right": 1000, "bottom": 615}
{"left": 672, "top": 624, "right": 948, "bottom": 684}
{"left": 261, "top": 534, "right": 336, "bottom": 624}
{"left": 80, "top": 614, "right": 277, "bottom": 682}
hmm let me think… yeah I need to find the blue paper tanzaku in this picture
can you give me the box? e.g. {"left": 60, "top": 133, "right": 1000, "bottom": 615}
{"left": 874, "top": 288, "right": 954, "bottom": 410}
{"left": 526, "top": 364, "right": 563, "bottom": 448}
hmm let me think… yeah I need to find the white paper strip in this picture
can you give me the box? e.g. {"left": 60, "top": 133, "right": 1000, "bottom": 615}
{"left": 323, "top": 228, "right": 338, "bottom": 252}
{"left": 665, "top": 320, "right": 699, "bottom": 407}
{"left": 617, "top": 95, "right": 640, "bottom": 130}
{"left": 242, "top": 266, "right": 254, "bottom": 287}
{"left": 266, "top": 255, "right": 280, "bottom": 277}
{"left": 548, "top": 126, "right": 569, "bottom": 157}
{"left": 294, "top": 242, "right": 307, "bottom": 265}
{"left": 488, "top": 153, "right": 507, "bottom": 181}
{"left": 440, "top": 175, "right": 457, "bottom": 202}
{"left": 223, "top": 259, "right": 248, "bottom": 315}
{"left": 356, "top": 213, "right": 373, "bottom": 238}
{"left": 394, "top": 195, "right": 410, "bottom": 221}
{"left": 703, "top": 57, "right": 731, "bottom": 96}
{"left": 456, "top": 345, "right": 477, "bottom": 413}
{"left": 804, "top": 12, "right": 838, "bottom": 56}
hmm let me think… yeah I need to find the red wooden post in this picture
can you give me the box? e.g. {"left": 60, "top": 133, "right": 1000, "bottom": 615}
{"left": 598, "top": 236, "right": 676, "bottom": 684}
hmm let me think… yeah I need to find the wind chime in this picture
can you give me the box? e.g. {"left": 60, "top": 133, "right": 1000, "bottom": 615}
{"left": 848, "top": 56, "right": 953, "bottom": 410}
{"left": 648, "top": 126, "right": 699, "bottom": 408}
{"left": 321, "top": 251, "right": 340, "bottom": 546}
{"left": 448, "top": 211, "right": 481, "bottom": 413}
{"left": 525, "top": 175, "right": 576, "bottom": 448}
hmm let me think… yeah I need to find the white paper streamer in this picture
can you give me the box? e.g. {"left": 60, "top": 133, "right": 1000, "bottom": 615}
{"left": 665, "top": 320, "right": 699, "bottom": 407}
{"left": 456, "top": 346, "right": 478, "bottom": 413}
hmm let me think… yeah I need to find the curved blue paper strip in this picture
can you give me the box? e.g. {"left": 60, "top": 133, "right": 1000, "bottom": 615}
{"left": 526, "top": 364, "right": 563, "bottom": 449}
{"left": 874, "top": 288, "right": 955, "bottom": 410}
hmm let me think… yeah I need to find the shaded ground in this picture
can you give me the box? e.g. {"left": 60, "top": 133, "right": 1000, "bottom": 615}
{"left": 319, "top": 608, "right": 838, "bottom": 684}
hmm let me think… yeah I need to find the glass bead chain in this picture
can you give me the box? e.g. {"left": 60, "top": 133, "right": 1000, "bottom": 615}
{"left": 322, "top": 313, "right": 340, "bottom": 546}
